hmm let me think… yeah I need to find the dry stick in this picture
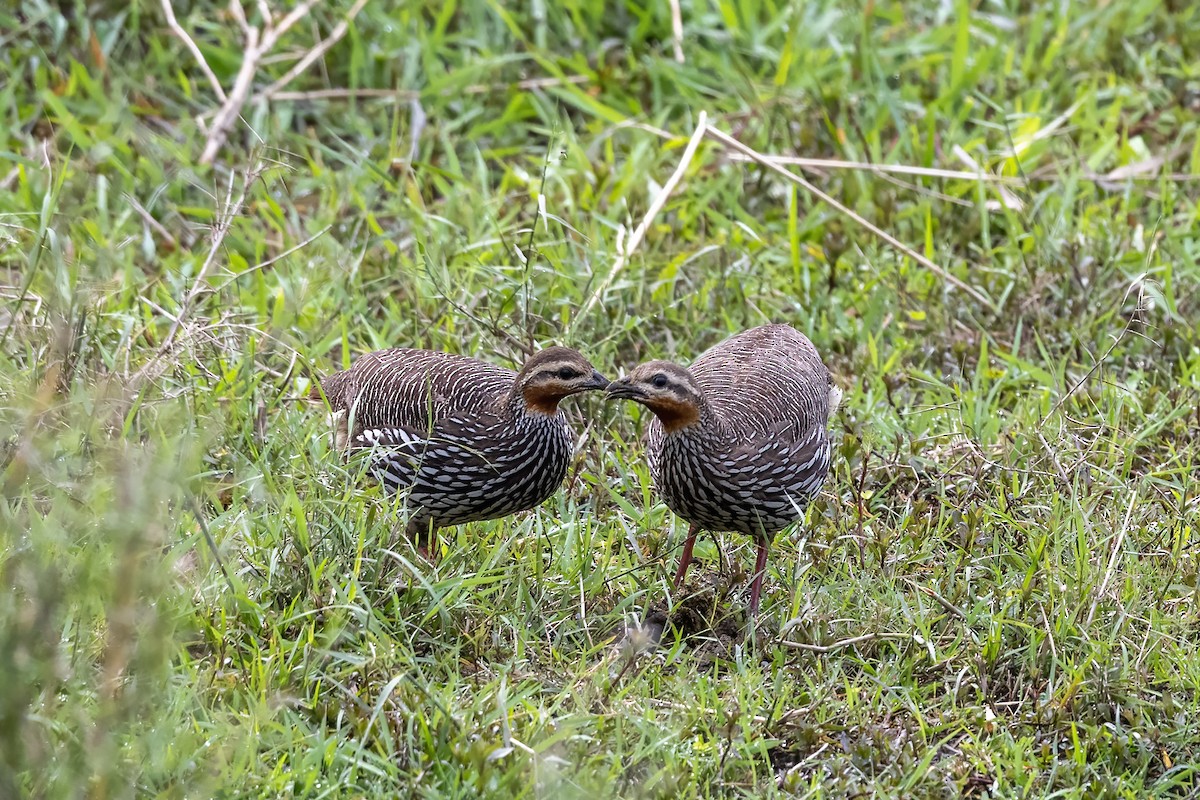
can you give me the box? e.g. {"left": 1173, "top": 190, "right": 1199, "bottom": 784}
{"left": 163, "top": 170, "right": 243, "bottom": 346}
{"left": 725, "top": 153, "right": 1021, "bottom": 183}
{"left": 141, "top": 165, "right": 255, "bottom": 377}
{"left": 1037, "top": 281, "right": 1143, "bottom": 431}
{"left": 252, "top": 0, "right": 369, "bottom": 104}
{"left": 703, "top": 126, "right": 995, "bottom": 309}
{"left": 200, "top": 24, "right": 262, "bottom": 164}
{"left": 901, "top": 576, "right": 968, "bottom": 621}
{"left": 725, "top": 150, "right": 1200, "bottom": 186}
{"left": 126, "top": 194, "right": 179, "bottom": 250}
{"left": 631, "top": 121, "right": 1024, "bottom": 187}
{"left": 260, "top": 75, "right": 591, "bottom": 103}
{"left": 669, "top": 0, "right": 685, "bottom": 63}
{"left": 780, "top": 631, "right": 919, "bottom": 653}
{"left": 1084, "top": 485, "right": 1140, "bottom": 628}
{"left": 213, "top": 223, "right": 333, "bottom": 292}
{"left": 197, "top": 0, "right": 322, "bottom": 164}
{"left": 573, "top": 111, "right": 708, "bottom": 329}
{"left": 160, "top": 0, "right": 227, "bottom": 102}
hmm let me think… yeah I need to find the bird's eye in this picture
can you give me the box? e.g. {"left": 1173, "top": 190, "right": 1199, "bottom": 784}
{"left": 651, "top": 373, "right": 669, "bottom": 388}
{"left": 557, "top": 366, "right": 579, "bottom": 380}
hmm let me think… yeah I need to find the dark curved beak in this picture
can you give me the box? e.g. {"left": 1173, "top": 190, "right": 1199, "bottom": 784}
{"left": 605, "top": 378, "right": 647, "bottom": 401}
{"left": 582, "top": 369, "right": 610, "bottom": 391}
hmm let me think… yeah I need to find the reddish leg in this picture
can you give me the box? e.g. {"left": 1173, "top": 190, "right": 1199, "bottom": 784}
{"left": 417, "top": 540, "right": 439, "bottom": 563}
{"left": 673, "top": 523, "right": 700, "bottom": 588}
{"left": 748, "top": 537, "right": 770, "bottom": 616}
{"left": 410, "top": 521, "right": 439, "bottom": 563}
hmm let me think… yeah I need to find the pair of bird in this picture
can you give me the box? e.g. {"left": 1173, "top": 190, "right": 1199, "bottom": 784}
{"left": 313, "top": 324, "right": 839, "bottom": 616}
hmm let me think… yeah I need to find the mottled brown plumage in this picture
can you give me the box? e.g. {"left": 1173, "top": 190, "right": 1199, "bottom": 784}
{"left": 314, "top": 346, "right": 608, "bottom": 556}
{"left": 607, "top": 324, "right": 840, "bottom": 615}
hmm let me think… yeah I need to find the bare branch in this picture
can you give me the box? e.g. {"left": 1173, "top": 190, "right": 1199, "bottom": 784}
{"left": 253, "top": 0, "right": 369, "bottom": 104}
{"left": 160, "top": 0, "right": 227, "bottom": 102}
{"left": 573, "top": 111, "right": 709, "bottom": 330}
{"left": 257, "top": 74, "right": 590, "bottom": 104}
{"left": 266, "top": 0, "right": 323, "bottom": 46}
{"left": 669, "top": 0, "right": 684, "bottom": 62}
{"left": 188, "top": 0, "right": 350, "bottom": 164}
{"left": 200, "top": 25, "right": 261, "bottom": 164}
{"left": 704, "top": 125, "right": 996, "bottom": 309}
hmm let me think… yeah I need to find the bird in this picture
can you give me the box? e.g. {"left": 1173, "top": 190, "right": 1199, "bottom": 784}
{"left": 313, "top": 345, "right": 609, "bottom": 557}
{"left": 606, "top": 324, "right": 840, "bottom": 616}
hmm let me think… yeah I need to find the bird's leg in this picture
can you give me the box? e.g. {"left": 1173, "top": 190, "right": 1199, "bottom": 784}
{"left": 709, "top": 528, "right": 728, "bottom": 575}
{"left": 673, "top": 523, "right": 700, "bottom": 588}
{"left": 411, "top": 519, "right": 439, "bottom": 563}
{"left": 747, "top": 536, "right": 770, "bottom": 616}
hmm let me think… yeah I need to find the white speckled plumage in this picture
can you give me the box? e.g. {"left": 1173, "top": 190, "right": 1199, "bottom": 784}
{"left": 315, "top": 346, "right": 607, "bottom": 551}
{"left": 607, "top": 324, "right": 838, "bottom": 614}
{"left": 646, "top": 324, "right": 835, "bottom": 534}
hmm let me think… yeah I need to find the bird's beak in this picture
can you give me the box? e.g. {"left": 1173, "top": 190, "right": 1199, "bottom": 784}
{"left": 583, "top": 369, "right": 611, "bottom": 391}
{"left": 605, "top": 378, "right": 646, "bottom": 401}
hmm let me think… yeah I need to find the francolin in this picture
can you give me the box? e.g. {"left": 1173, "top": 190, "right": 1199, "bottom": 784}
{"left": 607, "top": 324, "right": 839, "bottom": 615}
{"left": 315, "top": 346, "right": 609, "bottom": 557}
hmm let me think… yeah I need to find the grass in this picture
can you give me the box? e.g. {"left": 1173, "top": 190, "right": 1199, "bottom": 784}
{"left": 3, "top": 0, "right": 1200, "bottom": 796}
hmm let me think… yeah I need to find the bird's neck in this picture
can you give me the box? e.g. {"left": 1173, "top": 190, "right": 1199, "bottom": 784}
{"left": 663, "top": 398, "right": 729, "bottom": 443}
{"left": 504, "top": 390, "right": 564, "bottom": 424}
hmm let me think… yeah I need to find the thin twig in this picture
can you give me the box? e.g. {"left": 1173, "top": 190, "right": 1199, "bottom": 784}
{"left": 258, "top": 74, "right": 591, "bottom": 103}
{"left": 780, "top": 631, "right": 919, "bottom": 653}
{"left": 200, "top": 22, "right": 262, "bottom": 164}
{"left": 212, "top": 223, "right": 332, "bottom": 291}
{"left": 126, "top": 194, "right": 179, "bottom": 250}
{"left": 902, "top": 577, "right": 967, "bottom": 621}
{"left": 272, "top": 0, "right": 322, "bottom": 40}
{"left": 669, "top": 0, "right": 685, "bottom": 63}
{"left": 160, "top": 0, "right": 227, "bottom": 102}
{"left": 161, "top": 168, "right": 249, "bottom": 348}
{"left": 615, "top": 122, "right": 1198, "bottom": 197}
{"left": 1084, "top": 486, "right": 1140, "bottom": 628}
{"left": 1037, "top": 279, "right": 1144, "bottom": 430}
{"left": 252, "top": 0, "right": 369, "bottom": 104}
{"left": 703, "top": 125, "right": 995, "bottom": 309}
{"left": 725, "top": 153, "right": 1021, "bottom": 183}
{"left": 196, "top": 0, "right": 323, "bottom": 164}
{"left": 572, "top": 111, "right": 708, "bottom": 329}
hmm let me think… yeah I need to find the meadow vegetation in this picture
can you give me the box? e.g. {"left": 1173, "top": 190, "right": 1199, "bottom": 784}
{"left": 2, "top": 0, "right": 1199, "bottom": 796}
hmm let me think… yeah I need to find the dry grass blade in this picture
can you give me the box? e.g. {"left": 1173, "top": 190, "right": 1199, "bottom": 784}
{"left": 669, "top": 0, "right": 685, "bottom": 63}
{"left": 704, "top": 125, "right": 995, "bottom": 309}
{"left": 780, "top": 632, "right": 925, "bottom": 653}
{"left": 251, "top": 0, "right": 370, "bottom": 105}
{"left": 725, "top": 153, "right": 1022, "bottom": 183}
{"left": 1084, "top": 486, "right": 1141, "bottom": 628}
{"left": 159, "top": 0, "right": 227, "bottom": 102}
{"left": 571, "top": 110, "right": 709, "bottom": 330}
{"left": 259, "top": 76, "right": 591, "bottom": 104}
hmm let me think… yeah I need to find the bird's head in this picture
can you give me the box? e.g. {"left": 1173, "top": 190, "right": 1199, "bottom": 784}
{"left": 514, "top": 346, "right": 609, "bottom": 414}
{"left": 605, "top": 360, "right": 705, "bottom": 432}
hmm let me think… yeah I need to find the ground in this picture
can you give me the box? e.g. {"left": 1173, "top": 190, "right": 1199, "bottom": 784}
{"left": 2, "top": 0, "right": 1200, "bottom": 797}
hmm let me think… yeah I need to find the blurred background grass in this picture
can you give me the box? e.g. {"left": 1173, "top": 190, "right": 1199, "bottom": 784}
{"left": 2, "top": 0, "right": 1200, "bottom": 796}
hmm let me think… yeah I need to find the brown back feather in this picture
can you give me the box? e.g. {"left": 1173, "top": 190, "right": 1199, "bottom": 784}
{"left": 688, "top": 324, "right": 831, "bottom": 440}
{"left": 317, "top": 349, "right": 516, "bottom": 435}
